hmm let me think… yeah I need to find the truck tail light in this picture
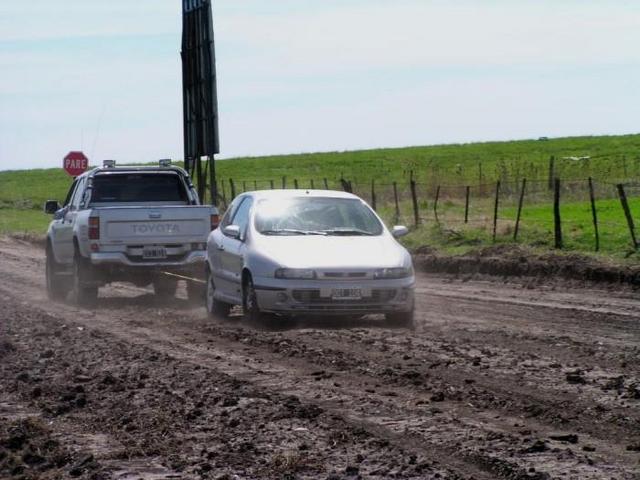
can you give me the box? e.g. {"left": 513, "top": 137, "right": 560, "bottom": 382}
{"left": 89, "top": 216, "right": 100, "bottom": 240}
{"left": 210, "top": 214, "right": 220, "bottom": 231}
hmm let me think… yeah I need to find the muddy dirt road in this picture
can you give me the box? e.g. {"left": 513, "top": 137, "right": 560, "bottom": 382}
{"left": 1, "top": 236, "right": 639, "bottom": 479}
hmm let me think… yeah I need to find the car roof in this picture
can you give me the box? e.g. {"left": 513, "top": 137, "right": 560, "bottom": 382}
{"left": 242, "top": 189, "right": 362, "bottom": 201}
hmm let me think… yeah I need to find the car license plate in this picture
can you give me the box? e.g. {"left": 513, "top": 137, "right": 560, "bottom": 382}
{"left": 331, "top": 288, "right": 362, "bottom": 300}
{"left": 143, "top": 247, "right": 167, "bottom": 259}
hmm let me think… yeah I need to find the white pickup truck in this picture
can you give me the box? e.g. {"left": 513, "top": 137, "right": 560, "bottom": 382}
{"left": 44, "top": 161, "right": 219, "bottom": 305}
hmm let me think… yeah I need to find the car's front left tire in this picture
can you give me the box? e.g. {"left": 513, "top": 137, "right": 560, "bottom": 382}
{"left": 242, "top": 274, "right": 265, "bottom": 323}
{"left": 206, "top": 269, "right": 231, "bottom": 318}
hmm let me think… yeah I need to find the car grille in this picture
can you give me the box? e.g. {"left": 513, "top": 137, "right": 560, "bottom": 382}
{"left": 320, "top": 271, "right": 369, "bottom": 279}
{"left": 291, "top": 289, "right": 396, "bottom": 304}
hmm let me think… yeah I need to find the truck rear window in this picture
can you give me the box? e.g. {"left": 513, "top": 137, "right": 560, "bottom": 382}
{"left": 91, "top": 173, "right": 189, "bottom": 203}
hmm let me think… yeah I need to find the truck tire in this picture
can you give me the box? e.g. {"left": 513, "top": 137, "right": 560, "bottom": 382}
{"left": 46, "top": 244, "right": 70, "bottom": 301}
{"left": 206, "top": 270, "right": 231, "bottom": 317}
{"left": 71, "top": 250, "right": 98, "bottom": 306}
{"left": 187, "top": 280, "right": 206, "bottom": 305}
{"left": 153, "top": 276, "right": 178, "bottom": 297}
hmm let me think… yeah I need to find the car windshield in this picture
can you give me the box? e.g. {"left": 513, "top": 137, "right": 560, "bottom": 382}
{"left": 255, "top": 197, "right": 383, "bottom": 236}
{"left": 90, "top": 173, "right": 189, "bottom": 204}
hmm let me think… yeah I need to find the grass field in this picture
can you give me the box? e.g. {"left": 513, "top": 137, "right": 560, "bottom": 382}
{"left": 1, "top": 133, "right": 639, "bottom": 260}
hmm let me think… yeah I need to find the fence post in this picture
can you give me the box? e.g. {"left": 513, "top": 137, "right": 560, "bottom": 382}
{"left": 434, "top": 185, "right": 441, "bottom": 224}
{"left": 220, "top": 179, "right": 227, "bottom": 205}
{"left": 371, "top": 179, "right": 377, "bottom": 212}
{"left": 548, "top": 156, "right": 555, "bottom": 190}
{"left": 282, "top": 176, "right": 286, "bottom": 189}
{"left": 294, "top": 179, "right": 299, "bottom": 189}
{"left": 270, "top": 179, "right": 275, "bottom": 190}
{"left": 254, "top": 180, "right": 258, "bottom": 190}
{"left": 514, "top": 178, "right": 527, "bottom": 241}
{"left": 588, "top": 177, "right": 599, "bottom": 252}
{"left": 242, "top": 180, "right": 247, "bottom": 193}
{"left": 410, "top": 179, "right": 420, "bottom": 227}
{"left": 393, "top": 182, "right": 400, "bottom": 223}
{"left": 492, "top": 181, "right": 500, "bottom": 242}
{"left": 553, "top": 178, "right": 562, "bottom": 249}
{"left": 310, "top": 179, "right": 315, "bottom": 189}
{"left": 323, "top": 178, "right": 329, "bottom": 189}
{"left": 617, "top": 183, "right": 638, "bottom": 250}
{"left": 229, "top": 178, "right": 236, "bottom": 200}
{"left": 464, "top": 186, "right": 470, "bottom": 224}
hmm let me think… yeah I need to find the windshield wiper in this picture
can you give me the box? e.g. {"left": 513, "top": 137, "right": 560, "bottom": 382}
{"left": 260, "top": 229, "right": 327, "bottom": 236}
{"left": 322, "top": 228, "right": 375, "bottom": 236}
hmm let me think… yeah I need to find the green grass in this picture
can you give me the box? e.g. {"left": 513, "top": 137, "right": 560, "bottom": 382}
{"left": 387, "top": 195, "right": 640, "bottom": 261}
{"left": 0, "top": 208, "right": 50, "bottom": 234}
{"left": 216, "top": 134, "right": 640, "bottom": 187}
{"left": 2, "top": 133, "right": 640, "bottom": 209}
{"left": 1, "top": 133, "right": 639, "bottom": 260}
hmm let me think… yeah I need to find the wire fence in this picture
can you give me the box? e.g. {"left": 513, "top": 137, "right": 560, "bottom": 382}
{"left": 215, "top": 174, "right": 640, "bottom": 254}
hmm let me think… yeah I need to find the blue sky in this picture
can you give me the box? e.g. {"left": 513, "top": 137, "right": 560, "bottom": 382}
{"left": 1, "top": 0, "right": 640, "bottom": 170}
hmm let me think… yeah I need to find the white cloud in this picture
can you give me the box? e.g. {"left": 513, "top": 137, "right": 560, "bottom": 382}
{"left": 0, "top": 0, "right": 179, "bottom": 41}
{"left": 215, "top": 1, "right": 640, "bottom": 75}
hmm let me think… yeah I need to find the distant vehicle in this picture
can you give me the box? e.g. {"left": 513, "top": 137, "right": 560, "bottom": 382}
{"left": 44, "top": 160, "right": 219, "bottom": 305}
{"left": 205, "top": 190, "right": 415, "bottom": 328}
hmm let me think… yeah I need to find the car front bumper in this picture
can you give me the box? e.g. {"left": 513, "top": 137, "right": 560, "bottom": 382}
{"left": 252, "top": 275, "right": 415, "bottom": 315}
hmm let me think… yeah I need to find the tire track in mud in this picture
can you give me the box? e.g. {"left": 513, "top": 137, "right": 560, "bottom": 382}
{"left": 2, "top": 292, "right": 462, "bottom": 480}
{"left": 1, "top": 237, "right": 639, "bottom": 478}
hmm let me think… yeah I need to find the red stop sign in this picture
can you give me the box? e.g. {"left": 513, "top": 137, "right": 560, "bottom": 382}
{"left": 63, "top": 151, "right": 89, "bottom": 177}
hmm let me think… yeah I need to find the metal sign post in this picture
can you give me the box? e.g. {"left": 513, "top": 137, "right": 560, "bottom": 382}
{"left": 181, "top": 0, "right": 220, "bottom": 205}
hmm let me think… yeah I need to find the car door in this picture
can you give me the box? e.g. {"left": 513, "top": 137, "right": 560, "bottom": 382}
{"left": 57, "top": 176, "right": 86, "bottom": 262}
{"left": 50, "top": 178, "right": 80, "bottom": 264}
{"left": 219, "top": 196, "right": 253, "bottom": 301}
{"left": 209, "top": 197, "right": 240, "bottom": 293}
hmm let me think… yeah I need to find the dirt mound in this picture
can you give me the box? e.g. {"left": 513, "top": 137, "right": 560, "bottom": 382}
{"left": 6, "top": 233, "right": 46, "bottom": 249}
{"left": 0, "top": 417, "right": 101, "bottom": 479}
{"left": 415, "top": 245, "right": 640, "bottom": 286}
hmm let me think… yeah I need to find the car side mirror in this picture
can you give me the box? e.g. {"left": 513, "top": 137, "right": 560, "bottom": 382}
{"left": 391, "top": 225, "right": 409, "bottom": 238}
{"left": 223, "top": 225, "right": 241, "bottom": 239}
{"left": 44, "top": 200, "right": 60, "bottom": 215}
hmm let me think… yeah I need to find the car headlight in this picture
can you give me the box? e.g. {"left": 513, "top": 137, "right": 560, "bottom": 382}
{"left": 373, "top": 267, "right": 413, "bottom": 279}
{"left": 274, "top": 268, "right": 317, "bottom": 280}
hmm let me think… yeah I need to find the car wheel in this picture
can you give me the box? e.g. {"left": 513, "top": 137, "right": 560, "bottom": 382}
{"left": 46, "top": 245, "right": 70, "bottom": 301}
{"left": 153, "top": 276, "right": 178, "bottom": 297}
{"left": 71, "top": 251, "right": 98, "bottom": 306}
{"left": 206, "top": 270, "right": 231, "bottom": 318}
{"left": 242, "top": 275, "right": 265, "bottom": 323}
{"left": 385, "top": 308, "right": 415, "bottom": 330}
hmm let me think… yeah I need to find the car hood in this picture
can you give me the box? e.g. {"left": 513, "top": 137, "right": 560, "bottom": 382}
{"left": 252, "top": 234, "right": 409, "bottom": 269}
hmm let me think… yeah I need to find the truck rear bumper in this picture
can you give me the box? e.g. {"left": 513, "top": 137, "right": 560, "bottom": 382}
{"left": 90, "top": 251, "right": 206, "bottom": 268}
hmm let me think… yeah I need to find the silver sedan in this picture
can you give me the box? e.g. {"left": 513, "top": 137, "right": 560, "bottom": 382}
{"left": 205, "top": 190, "right": 415, "bottom": 327}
